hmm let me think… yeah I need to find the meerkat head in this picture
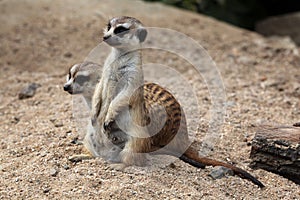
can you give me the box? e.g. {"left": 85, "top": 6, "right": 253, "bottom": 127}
{"left": 63, "top": 62, "right": 100, "bottom": 95}
{"left": 103, "top": 16, "right": 147, "bottom": 49}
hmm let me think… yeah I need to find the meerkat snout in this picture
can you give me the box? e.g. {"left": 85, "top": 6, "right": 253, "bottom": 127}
{"left": 63, "top": 84, "right": 72, "bottom": 93}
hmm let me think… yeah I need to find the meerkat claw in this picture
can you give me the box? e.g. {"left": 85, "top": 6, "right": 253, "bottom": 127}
{"left": 103, "top": 120, "right": 114, "bottom": 132}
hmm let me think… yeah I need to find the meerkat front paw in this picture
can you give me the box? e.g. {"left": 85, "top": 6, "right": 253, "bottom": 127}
{"left": 103, "top": 119, "right": 114, "bottom": 132}
{"left": 103, "top": 110, "right": 117, "bottom": 131}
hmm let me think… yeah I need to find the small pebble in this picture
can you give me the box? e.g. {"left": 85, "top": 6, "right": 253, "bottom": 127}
{"left": 64, "top": 52, "right": 72, "bottom": 58}
{"left": 70, "top": 137, "right": 83, "bottom": 145}
{"left": 40, "top": 151, "right": 47, "bottom": 157}
{"left": 54, "top": 122, "right": 64, "bottom": 128}
{"left": 168, "top": 163, "right": 176, "bottom": 169}
{"left": 209, "top": 166, "right": 234, "bottom": 179}
{"left": 49, "top": 119, "right": 64, "bottom": 128}
{"left": 293, "top": 122, "right": 300, "bottom": 127}
{"left": 18, "top": 83, "right": 41, "bottom": 100}
{"left": 63, "top": 164, "right": 70, "bottom": 170}
{"left": 43, "top": 187, "right": 51, "bottom": 193}
{"left": 11, "top": 116, "right": 20, "bottom": 124}
{"left": 50, "top": 168, "right": 58, "bottom": 177}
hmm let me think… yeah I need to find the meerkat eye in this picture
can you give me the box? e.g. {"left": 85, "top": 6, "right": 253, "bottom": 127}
{"left": 107, "top": 23, "right": 111, "bottom": 31}
{"left": 75, "top": 75, "right": 90, "bottom": 85}
{"left": 67, "top": 70, "right": 72, "bottom": 81}
{"left": 114, "top": 26, "right": 129, "bottom": 35}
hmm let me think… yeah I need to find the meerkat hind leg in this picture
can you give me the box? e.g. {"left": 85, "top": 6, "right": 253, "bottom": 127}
{"left": 109, "top": 154, "right": 148, "bottom": 171}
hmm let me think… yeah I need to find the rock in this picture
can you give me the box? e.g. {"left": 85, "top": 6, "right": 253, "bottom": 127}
{"left": 256, "top": 12, "right": 300, "bottom": 46}
{"left": 209, "top": 166, "right": 234, "bottom": 179}
{"left": 293, "top": 87, "right": 300, "bottom": 98}
{"left": 70, "top": 137, "right": 83, "bottom": 145}
{"left": 18, "top": 83, "right": 41, "bottom": 100}
{"left": 43, "top": 187, "right": 51, "bottom": 193}
{"left": 49, "top": 118, "right": 64, "bottom": 128}
{"left": 293, "top": 122, "right": 300, "bottom": 127}
{"left": 64, "top": 52, "right": 72, "bottom": 58}
{"left": 54, "top": 122, "right": 63, "bottom": 128}
{"left": 168, "top": 163, "right": 176, "bottom": 169}
{"left": 50, "top": 168, "right": 58, "bottom": 177}
{"left": 40, "top": 151, "right": 47, "bottom": 157}
{"left": 11, "top": 116, "right": 20, "bottom": 124}
{"left": 63, "top": 164, "right": 70, "bottom": 170}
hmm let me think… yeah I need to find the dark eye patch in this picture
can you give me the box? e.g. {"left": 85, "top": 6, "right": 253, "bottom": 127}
{"left": 75, "top": 75, "right": 90, "bottom": 85}
{"left": 114, "top": 26, "right": 129, "bottom": 35}
{"left": 107, "top": 22, "right": 111, "bottom": 31}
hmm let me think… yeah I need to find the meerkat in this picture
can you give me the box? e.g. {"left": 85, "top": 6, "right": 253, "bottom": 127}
{"left": 89, "top": 16, "right": 149, "bottom": 167}
{"left": 73, "top": 16, "right": 264, "bottom": 187}
{"left": 64, "top": 62, "right": 128, "bottom": 162}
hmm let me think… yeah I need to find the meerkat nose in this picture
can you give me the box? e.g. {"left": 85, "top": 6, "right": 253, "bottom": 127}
{"left": 63, "top": 84, "right": 71, "bottom": 92}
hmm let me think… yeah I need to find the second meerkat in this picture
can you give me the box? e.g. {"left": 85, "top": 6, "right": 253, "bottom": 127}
{"left": 86, "top": 16, "right": 264, "bottom": 187}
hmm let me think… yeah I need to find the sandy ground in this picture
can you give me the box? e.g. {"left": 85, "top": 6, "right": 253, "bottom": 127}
{"left": 0, "top": 0, "right": 299, "bottom": 199}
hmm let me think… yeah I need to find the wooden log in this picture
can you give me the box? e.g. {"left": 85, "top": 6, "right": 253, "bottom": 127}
{"left": 250, "top": 125, "right": 300, "bottom": 184}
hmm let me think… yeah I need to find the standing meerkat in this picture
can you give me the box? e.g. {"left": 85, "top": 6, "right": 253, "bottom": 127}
{"left": 90, "top": 16, "right": 149, "bottom": 166}
{"left": 74, "top": 16, "right": 264, "bottom": 187}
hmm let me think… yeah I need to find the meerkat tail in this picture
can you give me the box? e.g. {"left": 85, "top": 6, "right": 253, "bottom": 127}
{"left": 180, "top": 147, "right": 265, "bottom": 188}
{"left": 179, "top": 154, "right": 206, "bottom": 169}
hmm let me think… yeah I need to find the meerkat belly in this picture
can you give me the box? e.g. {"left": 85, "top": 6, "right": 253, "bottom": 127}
{"left": 98, "top": 78, "right": 118, "bottom": 117}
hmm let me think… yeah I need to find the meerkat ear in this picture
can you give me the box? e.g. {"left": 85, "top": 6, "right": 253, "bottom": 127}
{"left": 136, "top": 28, "right": 147, "bottom": 43}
